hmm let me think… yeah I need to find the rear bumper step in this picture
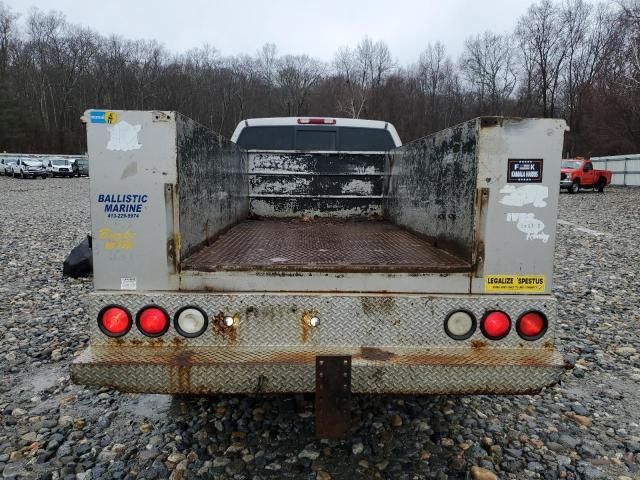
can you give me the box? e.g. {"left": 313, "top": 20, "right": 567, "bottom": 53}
{"left": 71, "top": 346, "right": 566, "bottom": 395}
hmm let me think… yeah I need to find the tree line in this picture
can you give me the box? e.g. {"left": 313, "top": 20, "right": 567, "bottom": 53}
{"left": 0, "top": 0, "right": 638, "bottom": 156}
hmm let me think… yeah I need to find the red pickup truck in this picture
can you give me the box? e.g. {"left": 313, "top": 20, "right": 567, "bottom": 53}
{"left": 560, "top": 158, "right": 612, "bottom": 193}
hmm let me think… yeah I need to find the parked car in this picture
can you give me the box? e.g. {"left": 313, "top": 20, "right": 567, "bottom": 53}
{"left": 560, "top": 157, "right": 612, "bottom": 193}
{"left": 0, "top": 158, "right": 17, "bottom": 176}
{"left": 46, "top": 158, "right": 75, "bottom": 177}
{"left": 11, "top": 158, "right": 47, "bottom": 179}
{"left": 72, "top": 157, "right": 89, "bottom": 176}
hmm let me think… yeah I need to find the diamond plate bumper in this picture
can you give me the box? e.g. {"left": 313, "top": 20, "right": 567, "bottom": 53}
{"left": 71, "top": 345, "right": 566, "bottom": 395}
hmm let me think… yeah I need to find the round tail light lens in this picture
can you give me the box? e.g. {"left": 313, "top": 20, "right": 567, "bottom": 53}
{"left": 517, "top": 311, "right": 547, "bottom": 340}
{"left": 174, "top": 306, "right": 208, "bottom": 338}
{"left": 444, "top": 310, "right": 476, "bottom": 340}
{"left": 136, "top": 306, "right": 170, "bottom": 337}
{"left": 98, "top": 305, "right": 132, "bottom": 337}
{"left": 481, "top": 311, "right": 511, "bottom": 340}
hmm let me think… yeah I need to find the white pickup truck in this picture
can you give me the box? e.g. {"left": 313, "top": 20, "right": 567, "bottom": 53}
{"left": 72, "top": 112, "right": 567, "bottom": 437}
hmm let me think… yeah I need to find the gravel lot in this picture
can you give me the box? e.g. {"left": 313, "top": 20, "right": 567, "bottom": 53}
{"left": 0, "top": 176, "right": 639, "bottom": 480}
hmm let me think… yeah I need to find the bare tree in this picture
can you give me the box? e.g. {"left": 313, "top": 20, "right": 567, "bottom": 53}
{"left": 460, "top": 32, "right": 518, "bottom": 114}
{"left": 0, "top": 2, "right": 637, "bottom": 156}
{"left": 275, "top": 54, "right": 324, "bottom": 115}
{"left": 619, "top": 0, "right": 640, "bottom": 88}
{"left": 516, "top": 0, "right": 569, "bottom": 117}
{"left": 415, "top": 42, "right": 461, "bottom": 131}
{"left": 256, "top": 42, "right": 277, "bottom": 85}
{"left": 0, "top": 1, "right": 18, "bottom": 75}
{"left": 334, "top": 36, "right": 395, "bottom": 118}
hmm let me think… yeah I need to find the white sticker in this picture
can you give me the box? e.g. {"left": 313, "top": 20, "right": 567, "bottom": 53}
{"left": 499, "top": 185, "right": 548, "bottom": 208}
{"left": 120, "top": 277, "right": 137, "bottom": 290}
{"left": 107, "top": 121, "right": 142, "bottom": 151}
{"left": 507, "top": 213, "right": 549, "bottom": 243}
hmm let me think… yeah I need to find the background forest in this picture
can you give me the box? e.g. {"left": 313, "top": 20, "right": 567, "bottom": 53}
{"left": 0, "top": 0, "right": 639, "bottom": 156}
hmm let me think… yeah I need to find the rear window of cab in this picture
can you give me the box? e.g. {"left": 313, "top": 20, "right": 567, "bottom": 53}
{"left": 236, "top": 126, "right": 395, "bottom": 152}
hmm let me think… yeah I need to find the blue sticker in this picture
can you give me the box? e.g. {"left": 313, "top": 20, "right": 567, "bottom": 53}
{"left": 98, "top": 193, "right": 148, "bottom": 219}
{"left": 90, "top": 111, "right": 118, "bottom": 124}
{"left": 90, "top": 111, "right": 106, "bottom": 123}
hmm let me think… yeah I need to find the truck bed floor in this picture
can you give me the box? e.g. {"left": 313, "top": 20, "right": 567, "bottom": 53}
{"left": 181, "top": 219, "right": 471, "bottom": 273}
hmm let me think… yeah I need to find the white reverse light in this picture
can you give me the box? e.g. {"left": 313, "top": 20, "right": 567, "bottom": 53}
{"left": 175, "top": 307, "right": 207, "bottom": 337}
{"left": 445, "top": 311, "right": 475, "bottom": 340}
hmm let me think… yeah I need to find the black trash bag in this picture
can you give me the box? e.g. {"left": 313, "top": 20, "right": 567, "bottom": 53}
{"left": 63, "top": 235, "right": 93, "bottom": 278}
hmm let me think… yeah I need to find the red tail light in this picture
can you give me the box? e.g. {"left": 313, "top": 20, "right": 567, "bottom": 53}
{"left": 137, "top": 306, "right": 170, "bottom": 337}
{"left": 481, "top": 311, "right": 511, "bottom": 340}
{"left": 297, "top": 118, "right": 336, "bottom": 125}
{"left": 98, "top": 306, "right": 132, "bottom": 337}
{"left": 517, "top": 311, "right": 547, "bottom": 340}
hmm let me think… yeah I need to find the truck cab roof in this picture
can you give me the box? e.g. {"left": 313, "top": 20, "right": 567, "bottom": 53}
{"left": 231, "top": 117, "right": 402, "bottom": 152}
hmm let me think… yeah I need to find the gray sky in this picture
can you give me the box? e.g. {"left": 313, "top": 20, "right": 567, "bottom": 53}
{"left": 7, "top": 0, "right": 533, "bottom": 64}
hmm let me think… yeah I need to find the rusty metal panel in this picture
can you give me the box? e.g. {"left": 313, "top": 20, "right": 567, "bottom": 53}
{"left": 315, "top": 356, "right": 351, "bottom": 438}
{"left": 181, "top": 219, "right": 470, "bottom": 273}
{"left": 86, "top": 292, "right": 557, "bottom": 349}
{"left": 384, "top": 119, "right": 479, "bottom": 260}
{"left": 176, "top": 115, "right": 249, "bottom": 259}
{"left": 249, "top": 152, "right": 385, "bottom": 218}
{"left": 71, "top": 345, "right": 565, "bottom": 395}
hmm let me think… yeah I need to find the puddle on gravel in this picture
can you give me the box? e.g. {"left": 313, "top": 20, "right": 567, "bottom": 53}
{"left": 121, "top": 394, "right": 174, "bottom": 421}
{"left": 22, "top": 364, "right": 65, "bottom": 393}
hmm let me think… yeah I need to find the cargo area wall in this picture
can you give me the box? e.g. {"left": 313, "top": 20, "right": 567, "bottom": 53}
{"left": 248, "top": 152, "right": 386, "bottom": 218}
{"left": 383, "top": 119, "right": 479, "bottom": 261}
{"left": 176, "top": 114, "right": 249, "bottom": 260}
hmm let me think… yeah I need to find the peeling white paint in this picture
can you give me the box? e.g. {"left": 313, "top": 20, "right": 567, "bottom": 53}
{"left": 341, "top": 179, "right": 373, "bottom": 195}
{"left": 354, "top": 165, "right": 377, "bottom": 174}
{"left": 507, "top": 212, "right": 549, "bottom": 243}
{"left": 107, "top": 121, "right": 142, "bottom": 151}
{"left": 499, "top": 185, "right": 548, "bottom": 208}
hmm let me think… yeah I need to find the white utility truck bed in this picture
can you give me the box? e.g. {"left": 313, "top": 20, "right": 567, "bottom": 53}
{"left": 72, "top": 112, "right": 567, "bottom": 437}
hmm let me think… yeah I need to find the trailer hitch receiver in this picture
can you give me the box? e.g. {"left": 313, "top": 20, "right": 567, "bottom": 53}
{"left": 315, "top": 355, "right": 352, "bottom": 438}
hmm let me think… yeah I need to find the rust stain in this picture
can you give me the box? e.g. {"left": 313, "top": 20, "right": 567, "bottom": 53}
{"left": 107, "top": 337, "right": 186, "bottom": 348}
{"left": 471, "top": 187, "right": 489, "bottom": 277}
{"left": 360, "top": 296, "right": 396, "bottom": 316}
{"left": 259, "top": 347, "right": 557, "bottom": 368}
{"left": 400, "top": 350, "right": 555, "bottom": 367}
{"left": 168, "top": 350, "right": 193, "bottom": 392}
{"left": 470, "top": 340, "right": 488, "bottom": 350}
{"left": 358, "top": 347, "right": 396, "bottom": 361}
{"left": 300, "top": 310, "right": 319, "bottom": 344}
{"left": 543, "top": 341, "right": 555, "bottom": 351}
{"left": 258, "top": 350, "right": 317, "bottom": 365}
{"left": 95, "top": 345, "right": 558, "bottom": 370}
{"left": 80, "top": 345, "right": 563, "bottom": 396}
{"left": 212, "top": 311, "right": 238, "bottom": 345}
